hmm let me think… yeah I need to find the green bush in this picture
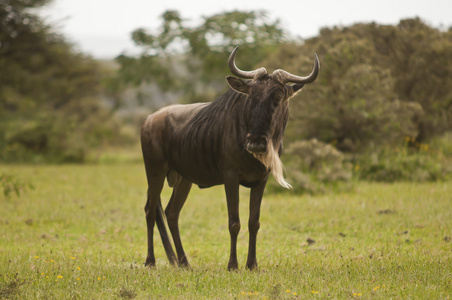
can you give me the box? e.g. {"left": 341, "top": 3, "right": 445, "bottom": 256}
{"left": 355, "top": 134, "right": 452, "bottom": 182}
{"left": 0, "top": 106, "right": 122, "bottom": 164}
{"left": 267, "top": 139, "right": 353, "bottom": 194}
{"left": 0, "top": 174, "right": 33, "bottom": 198}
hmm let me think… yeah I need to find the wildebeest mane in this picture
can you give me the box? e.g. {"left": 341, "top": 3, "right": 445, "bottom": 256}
{"left": 179, "top": 88, "right": 250, "bottom": 147}
{"left": 192, "top": 88, "right": 247, "bottom": 125}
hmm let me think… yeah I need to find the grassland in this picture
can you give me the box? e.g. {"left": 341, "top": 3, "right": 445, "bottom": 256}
{"left": 1, "top": 164, "right": 451, "bottom": 299}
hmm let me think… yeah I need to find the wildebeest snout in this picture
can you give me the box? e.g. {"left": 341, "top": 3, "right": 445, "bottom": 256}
{"left": 246, "top": 133, "right": 268, "bottom": 154}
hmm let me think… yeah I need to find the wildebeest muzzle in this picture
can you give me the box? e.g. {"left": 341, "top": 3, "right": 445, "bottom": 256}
{"left": 246, "top": 133, "right": 268, "bottom": 155}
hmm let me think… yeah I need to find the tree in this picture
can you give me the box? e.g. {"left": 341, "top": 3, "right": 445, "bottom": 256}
{"left": 114, "top": 10, "right": 288, "bottom": 104}
{"left": 261, "top": 19, "right": 451, "bottom": 151}
{"left": 366, "top": 19, "right": 452, "bottom": 141}
{"left": 0, "top": 0, "right": 118, "bottom": 162}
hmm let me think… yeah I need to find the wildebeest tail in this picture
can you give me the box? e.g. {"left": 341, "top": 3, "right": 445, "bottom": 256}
{"left": 155, "top": 199, "right": 177, "bottom": 266}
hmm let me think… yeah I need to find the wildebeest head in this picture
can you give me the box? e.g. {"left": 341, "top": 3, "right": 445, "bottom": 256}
{"left": 226, "top": 46, "right": 320, "bottom": 155}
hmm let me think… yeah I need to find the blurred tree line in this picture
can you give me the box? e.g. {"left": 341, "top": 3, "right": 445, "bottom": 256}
{"left": 1, "top": 2, "right": 451, "bottom": 187}
{"left": 116, "top": 12, "right": 452, "bottom": 151}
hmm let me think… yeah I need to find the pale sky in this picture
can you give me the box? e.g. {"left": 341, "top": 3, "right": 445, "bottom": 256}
{"left": 39, "top": 0, "right": 452, "bottom": 59}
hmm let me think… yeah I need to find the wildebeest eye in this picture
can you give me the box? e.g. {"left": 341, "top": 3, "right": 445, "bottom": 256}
{"left": 272, "top": 98, "right": 282, "bottom": 106}
{"left": 271, "top": 92, "right": 285, "bottom": 106}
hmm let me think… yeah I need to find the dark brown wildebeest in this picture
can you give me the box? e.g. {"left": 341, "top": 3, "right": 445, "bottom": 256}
{"left": 141, "top": 46, "right": 319, "bottom": 270}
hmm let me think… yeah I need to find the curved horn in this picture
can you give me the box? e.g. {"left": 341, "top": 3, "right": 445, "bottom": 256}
{"left": 273, "top": 53, "right": 320, "bottom": 84}
{"left": 228, "top": 46, "right": 267, "bottom": 79}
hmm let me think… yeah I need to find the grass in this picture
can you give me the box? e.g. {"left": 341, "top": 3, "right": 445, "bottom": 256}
{"left": 0, "top": 164, "right": 451, "bottom": 299}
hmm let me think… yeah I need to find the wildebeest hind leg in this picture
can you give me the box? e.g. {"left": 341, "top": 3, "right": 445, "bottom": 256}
{"left": 155, "top": 197, "right": 178, "bottom": 266}
{"left": 165, "top": 178, "right": 192, "bottom": 267}
{"left": 144, "top": 172, "right": 167, "bottom": 267}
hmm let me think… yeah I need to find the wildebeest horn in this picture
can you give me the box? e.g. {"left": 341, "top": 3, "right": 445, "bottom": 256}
{"left": 228, "top": 46, "right": 267, "bottom": 79}
{"left": 272, "top": 53, "right": 320, "bottom": 84}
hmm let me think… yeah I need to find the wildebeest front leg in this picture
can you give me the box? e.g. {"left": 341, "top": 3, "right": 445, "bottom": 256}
{"left": 246, "top": 179, "right": 267, "bottom": 270}
{"left": 224, "top": 177, "right": 240, "bottom": 270}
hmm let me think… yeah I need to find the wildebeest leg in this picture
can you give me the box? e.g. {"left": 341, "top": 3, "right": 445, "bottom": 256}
{"left": 155, "top": 198, "right": 178, "bottom": 266}
{"left": 144, "top": 172, "right": 166, "bottom": 267}
{"left": 246, "top": 179, "right": 267, "bottom": 270}
{"left": 224, "top": 177, "right": 240, "bottom": 270}
{"left": 165, "top": 178, "right": 192, "bottom": 267}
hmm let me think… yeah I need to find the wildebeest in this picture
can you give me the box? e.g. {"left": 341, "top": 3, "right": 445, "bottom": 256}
{"left": 141, "top": 46, "right": 319, "bottom": 270}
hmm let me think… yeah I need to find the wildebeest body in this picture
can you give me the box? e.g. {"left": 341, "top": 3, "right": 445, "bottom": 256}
{"left": 142, "top": 86, "right": 288, "bottom": 189}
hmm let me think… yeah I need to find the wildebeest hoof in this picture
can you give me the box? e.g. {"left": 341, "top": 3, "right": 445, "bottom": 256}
{"left": 178, "top": 259, "right": 191, "bottom": 269}
{"left": 145, "top": 258, "right": 156, "bottom": 267}
{"left": 246, "top": 262, "right": 258, "bottom": 271}
{"left": 227, "top": 262, "right": 239, "bottom": 271}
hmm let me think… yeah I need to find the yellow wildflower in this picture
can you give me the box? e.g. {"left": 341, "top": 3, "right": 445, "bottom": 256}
{"left": 312, "top": 291, "right": 319, "bottom": 294}
{"left": 34, "top": 256, "right": 39, "bottom": 259}
{"left": 57, "top": 275, "right": 63, "bottom": 279}
{"left": 77, "top": 267, "right": 81, "bottom": 271}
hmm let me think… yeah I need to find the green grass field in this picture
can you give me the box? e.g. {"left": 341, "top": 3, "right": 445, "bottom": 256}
{"left": 1, "top": 164, "right": 451, "bottom": 299}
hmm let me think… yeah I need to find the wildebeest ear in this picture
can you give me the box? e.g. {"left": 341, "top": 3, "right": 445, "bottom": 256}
{"left": 227, "top": 76, "right": 250, "bottom": 95}
{"left": 286, "top": 83, "right": 305, "bottom": 100}
{"left": 292, "top": 83, "right": 305, "bottom": 94}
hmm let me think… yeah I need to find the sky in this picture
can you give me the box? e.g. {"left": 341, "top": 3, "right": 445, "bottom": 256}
{"left": 38, "top": 0, "right": 452, "bottom": 59}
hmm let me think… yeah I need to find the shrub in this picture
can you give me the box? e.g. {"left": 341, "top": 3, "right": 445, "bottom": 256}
{"left": 267, "top": 139, "right": 353, "bottom": 194}
{"left": 355, "top": 134, "right": 452, "bottom": 182}
{"left": 0, "top": 174, "right": 33, "bottom": 198}
{"left": 0, "top": 103, "right": 125, "bottom": 164}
